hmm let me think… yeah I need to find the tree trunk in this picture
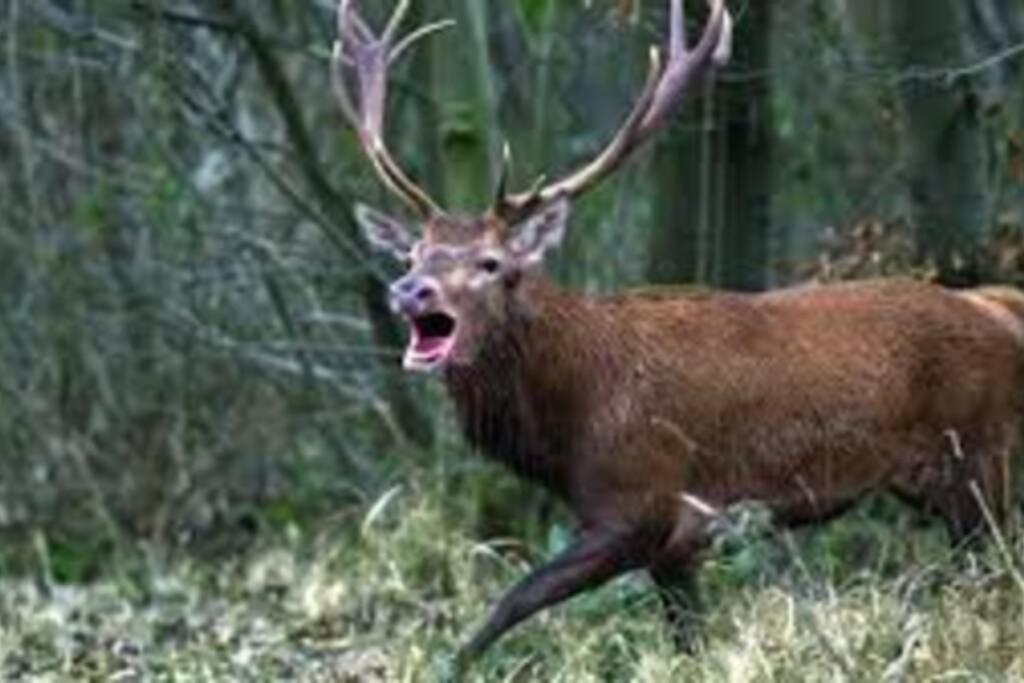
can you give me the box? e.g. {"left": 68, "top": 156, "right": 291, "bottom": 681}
{"left": 646, "top": 94, "right": 711, "bottom": 285}
{"left": 646, "top": 2, "right": 773, "bottom": 291}
{"left": 891, "top": 0, "right": 990, "bottom": 284}
{"left": 715, "top": 0, "right": 773, "bottom": 291}
{"left": 432, "top": 0, "right": 500, "bottom": 211}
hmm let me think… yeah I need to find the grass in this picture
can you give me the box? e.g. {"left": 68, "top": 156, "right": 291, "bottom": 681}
{"left": 1, "top": 477, "right": 1022, "bottom": 682}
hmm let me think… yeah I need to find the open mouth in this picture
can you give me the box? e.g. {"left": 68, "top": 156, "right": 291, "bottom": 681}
{"left": 404, "top": 311, "right": 458, "bottom": 372}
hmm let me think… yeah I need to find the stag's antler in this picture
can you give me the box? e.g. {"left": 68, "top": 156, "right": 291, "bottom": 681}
{"left": 493, "top": 0, "right": 733, "bottom": 224}
{"left": 332, "top": 0, "right": 452, "bottom": 218}
{"left": 334, "top": 0, "right": 731, "bottom": 225}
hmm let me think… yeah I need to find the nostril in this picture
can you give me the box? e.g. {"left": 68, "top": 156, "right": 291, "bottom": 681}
{"left": 390, "top": 278, "right": 437, "bottom": 307}
{"left": 392, "top": 278, "right": 421, "bottom": 296}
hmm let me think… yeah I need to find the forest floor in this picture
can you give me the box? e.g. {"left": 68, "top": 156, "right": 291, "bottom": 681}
{"left": 1, "top": 483, "right": 1023, "bottom": 682}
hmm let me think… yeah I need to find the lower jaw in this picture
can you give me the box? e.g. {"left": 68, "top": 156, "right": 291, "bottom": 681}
{"left": 402, "top": 327, "right": 458, "bottom": 373}
{"left": 403, "top": 346, "right": 454, "bottom": 373}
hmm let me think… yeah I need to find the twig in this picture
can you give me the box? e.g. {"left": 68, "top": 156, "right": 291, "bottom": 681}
{"left": 128, "top": 1, "right": 237, "bottom": 34}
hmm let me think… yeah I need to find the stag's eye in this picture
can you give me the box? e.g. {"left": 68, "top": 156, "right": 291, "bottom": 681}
{"left": 477, "top": 257, "right": 502, "bottom": 274}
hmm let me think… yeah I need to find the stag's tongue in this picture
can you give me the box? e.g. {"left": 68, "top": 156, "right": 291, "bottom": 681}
{"left": 413, "top": 334, "right": 450, "bottom": 355}
{"left": 404, "top": 313, "right": 457, "bottom": 372}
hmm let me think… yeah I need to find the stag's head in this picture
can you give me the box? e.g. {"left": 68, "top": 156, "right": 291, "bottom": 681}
{"left": 356, "top": 201, "right": 571, "bottom": 372}
{"left": 334, "top": 0, "right": 732, "bottom": 372}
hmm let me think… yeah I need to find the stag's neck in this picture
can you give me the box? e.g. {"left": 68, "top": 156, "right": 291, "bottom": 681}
{"left": 444, "top": 279, "right": 607, "bottom": 493}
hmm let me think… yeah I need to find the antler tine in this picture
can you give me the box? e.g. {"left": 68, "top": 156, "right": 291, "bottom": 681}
{"left": 331, "top": 42, "right": 360, "bottom": 127}
{"left": 391, "top": 19, "right": 457, "bottom": 66}
{"left": 641, "top": 0, "right": 728, "bottom": 136}
{"left": 337, "top": 0, "right": 369, "bottom": 44}
{"left": 383, "top": 0, "right": 411, "bottom": 43}
{"left": 495, "top": 0, "right": 732, "bottom": 224}
{"left": 493, "top": 142, "right": 513, "bottom": 211}
{"left": 670, "top": 0, "right": 686, "bottom": 55}
{"left": 333, "top": 0, "right": 445, "bottom": 219}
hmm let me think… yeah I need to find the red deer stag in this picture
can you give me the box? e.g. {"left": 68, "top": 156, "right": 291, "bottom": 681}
{"left": 332, "top": 0, "right": 1023, "bottom": 662}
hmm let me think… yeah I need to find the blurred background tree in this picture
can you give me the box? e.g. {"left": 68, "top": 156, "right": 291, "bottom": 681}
{"left": 1, "top": 0, "right": 1023, "bottom": 578}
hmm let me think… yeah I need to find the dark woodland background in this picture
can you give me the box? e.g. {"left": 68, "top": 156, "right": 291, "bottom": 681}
{"left": 1, "top": 1, "right": 1023, "bottom": 678}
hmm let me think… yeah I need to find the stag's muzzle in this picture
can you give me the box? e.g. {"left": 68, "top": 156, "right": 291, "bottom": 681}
{"left": 389, "top": 274, "right": 458, "bottom": 372}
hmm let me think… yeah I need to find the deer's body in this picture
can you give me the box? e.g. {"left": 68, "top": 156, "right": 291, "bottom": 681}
{"left": 332, "top": 0, "right": 1022, "bottom": 664}
{"left": 438, "top": 276, "right": 1023, "bottom": 657}
{"left": 449, "top": 278, "right": 1023, "bottom": 540}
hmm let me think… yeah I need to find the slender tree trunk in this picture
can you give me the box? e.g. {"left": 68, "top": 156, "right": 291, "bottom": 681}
{"left": 716, "top": 0, "right": 773, "bottom": 291}
{"left": 891, "top": 0, "right": 989, "bottom": 284}
{"left": 401, "top": 1, "right": 444, "bottom": 200}
{"left": 432, "top": 0, "right": 499, "bottom": 211}
{"left": 646, "top": 96, "right": 710, "bottom": 285}
{"left": 646, "top": 3, "right": 773, "bottom": 291}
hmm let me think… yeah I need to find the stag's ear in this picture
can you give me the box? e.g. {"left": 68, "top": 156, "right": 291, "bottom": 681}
{"left": 355, "top": 204, "right": 416, "bottom": 259}
{"left": 508, "top": 198, "right": 570, "bottom": 265}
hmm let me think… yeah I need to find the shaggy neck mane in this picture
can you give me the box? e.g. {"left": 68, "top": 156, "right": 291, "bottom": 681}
{"left": 443, "top": 278, "right": 602, "bottom": 495}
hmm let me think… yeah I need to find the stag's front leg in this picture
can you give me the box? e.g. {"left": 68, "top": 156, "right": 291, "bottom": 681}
{"left": 649, "top": 503, "right": 715, "bottom": 652}
{"left": 458, "top": 527, "right": 654, "bottom": 662}
{"left": 650, "top": 563, "right": 703, "bottom": 652}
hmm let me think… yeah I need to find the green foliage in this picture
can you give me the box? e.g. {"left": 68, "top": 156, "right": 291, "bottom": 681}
{"left": 518, "top": 0, "right": 556, "bottom": 36}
